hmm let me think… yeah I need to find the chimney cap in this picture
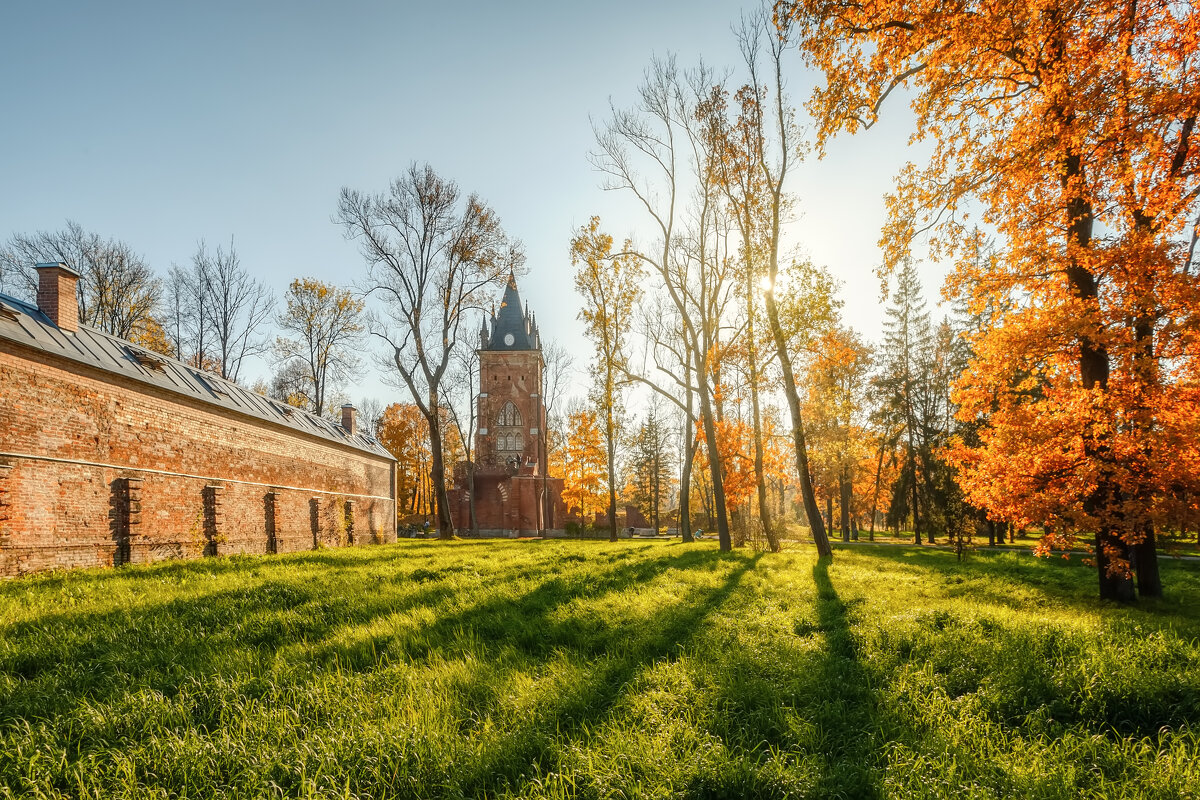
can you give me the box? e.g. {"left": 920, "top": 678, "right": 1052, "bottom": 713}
{"left": 341, "top": 403, "right": 355, "bottom": 409}
{"left": 35, "top": 261, "right": 80, "bottom": 278}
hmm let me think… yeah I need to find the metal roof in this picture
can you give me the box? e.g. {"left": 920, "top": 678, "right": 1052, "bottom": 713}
{"left": 483, "top": 273, "right": 541, "bottom": 351}
{"left": 0, "top": 291, "right": 393, "bottom": 461}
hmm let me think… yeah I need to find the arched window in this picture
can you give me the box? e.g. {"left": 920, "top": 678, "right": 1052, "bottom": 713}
{"left": 497, "top": 402, "right": 522, "bottom": 427}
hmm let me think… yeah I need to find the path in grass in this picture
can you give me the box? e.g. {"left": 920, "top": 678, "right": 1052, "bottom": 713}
{"left": 0, "top": 540, "right": 1197, "bottom": 799}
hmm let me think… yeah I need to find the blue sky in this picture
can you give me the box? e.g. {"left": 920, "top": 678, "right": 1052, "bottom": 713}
{"left": 1, "top": 1, "right": 939, "bottom": 406}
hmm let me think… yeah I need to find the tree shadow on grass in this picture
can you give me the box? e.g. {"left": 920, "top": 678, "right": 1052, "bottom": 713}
{"left": 806, "top": 557, "right": 885, "bottom": 798}
{"left": 843, "top": 545, "right": 1200, "bottom": 637}
{"left": 826, "top": 548, "right": 1200, "bottom": 748}
{"left": 302, "top": 545, "right": 741, "bottom": 665}
{"left": 673, "top": 557, "right": 890, "bottom": 800}
{"left": 840, "top": 544, "right": 1114, "bottom": 611}
{"left": 0, "top": 545, "right": 735, "bottom": 723}
{"left": 442, "top": 551, "right": 764, "bottom": 797}
{"left": 0, "top": 543, "right": 782, "bottom": 799}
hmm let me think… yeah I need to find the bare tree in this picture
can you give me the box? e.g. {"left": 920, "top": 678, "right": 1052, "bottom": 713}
{"left": 357, "top": 397, "right": 386, "bottom": 437}
{"left": 169, "top": 241, "right": 270, "bottom": 377}
{"left": 572, "top": 218, "right": 642, "bottom": 542}
{"left": 164, "top": 239, "right": 273, "bottom": 381}
{"left": 163, "top": 264, "right": 196, "bottom": 362}
{"left": 591, "top": 57, "right": 739, "bottom": 550}
{"left": 444, "top": 325, "right": 482, "bottom": 535}
{"left": 274, "top": 278, "right": 365, "bottom": 414}
{"left": 336, "top": 163, "right": 522, "bottom": 539}
{"left": 0, "top": 220, "right": 159, "bottom": 340}
{"left": 735, "top": 13, "right": 832, "bottom": 558}
{"left": 632, "top": 295, "right": 700, "bottom": 542}
{"left": 197, "top": 239, "right": 274, "bottom": 382}
{"left": 268, "top": 359, "right": 313, "bottom": 409}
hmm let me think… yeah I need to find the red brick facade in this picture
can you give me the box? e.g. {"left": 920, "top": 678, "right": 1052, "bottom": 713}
{"left": 0, "top": 293, "right": 396, "bottom": 577}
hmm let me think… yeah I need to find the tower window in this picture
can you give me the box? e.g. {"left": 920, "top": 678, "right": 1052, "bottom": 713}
{"left": 497, "top": 402, "right": 522, "bottom": 427}
{"left": 497, "top": 431, "right": 524, "bottom": 451}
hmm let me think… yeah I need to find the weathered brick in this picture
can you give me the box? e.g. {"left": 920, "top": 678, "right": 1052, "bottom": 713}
{"left": 0, "top": 341, "right": 397, "bottom": 577}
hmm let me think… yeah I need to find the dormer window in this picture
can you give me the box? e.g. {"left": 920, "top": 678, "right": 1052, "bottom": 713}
{"left": 127, "top": 346, "right": 166, "bottom": 371}
{"left": 192, "top": 371, "right": 231, "bottom": 397}
{"left": 272, "top": 401, "right": 296, "bottom": 418}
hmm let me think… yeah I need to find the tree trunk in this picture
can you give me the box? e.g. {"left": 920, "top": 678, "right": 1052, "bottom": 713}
{"left": 750, "top": 393, "right": 779, "bottom": 552}
{"left": 1134, "top": 523, "right": 1163, "bottom": 598}
{"left": 1051, "top": 98, "right": 1135, "bottom": 599}
{"left": 731, "top": 507, "right": 747, "bottom": 548}
{"left": 763, "top": 291, "right": 831, "bottom": 558}
{"left": 541, "top": 421, "right": 548, "bottom": 536}
{"left": 680, "top": 423, "right": 696, "bottom": 543}
{"left": 909, "top": 447, "right": 921, "bottom": 545}
{"left": 745, "top": 254, "right": 780, "bottom": 553}
{"left": 468, "top": 461, "right": 479, "bottom": 536}
{"left": 1096, "top": 529, "right": 1137, "bottom": 602}
{"left": 868, "top": 440, "right": 885, "bottom": 542}
{"left": 696, "top": 363, "right": 732, "bottom": 551}
{"left": 606, "top": 403, "right": 618, "bottom": 543}
{"left": 427, "top": 398, "right": 454, "bottom": 539}
{"left": 839, "top": 467, "right": 851, "bottom": 543}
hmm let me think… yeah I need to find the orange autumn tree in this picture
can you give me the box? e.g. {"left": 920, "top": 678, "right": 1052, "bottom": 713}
{"left": 802, "top": 325, "right": 874, "bottom": 541}
{"left": 714, "top": 417, "right": 759, "bottom": 526}
{"left": 377, "top": 402, "right": 463, "bottom": 522}
{"left": 376, "top": 402, "right": 426, "bottom": 519}
{"left": 778, "top": 0, "right": 1200, "bottom": 600}
{"left": 562, "top": 408, "right": 608, "bottom": 523}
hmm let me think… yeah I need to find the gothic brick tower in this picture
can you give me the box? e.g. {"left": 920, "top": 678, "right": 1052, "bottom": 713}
{"left": 449, "top": 274, "right": 566, "bottom": 535}
{"left": 476, "top": 274, "right": 544, "bottom": 475}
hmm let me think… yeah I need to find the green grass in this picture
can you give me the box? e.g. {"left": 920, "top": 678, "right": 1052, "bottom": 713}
{"left": 1, "top": 540, "right": 1198, "bottom": 799}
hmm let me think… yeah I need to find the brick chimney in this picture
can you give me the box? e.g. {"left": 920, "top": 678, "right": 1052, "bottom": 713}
{"left": 341, "top": 404, "right": 357, "bottom": 436}
{"left": 35, "top": 262, "right": 80, "bottom": 333}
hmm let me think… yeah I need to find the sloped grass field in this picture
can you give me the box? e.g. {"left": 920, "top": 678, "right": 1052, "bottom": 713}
{"left": 1, "top": 540, "right": 1198, "bottom": 799}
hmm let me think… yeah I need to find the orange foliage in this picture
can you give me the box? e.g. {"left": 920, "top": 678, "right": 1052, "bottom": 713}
{"left": 802, "top": 327, "right": 873, "bottom": 516}
{"left": 694, "top": 416, "right": 775, "bottom": 515}
{"left": 376, "top": 403, "right": 427, "bottom": 517}
{"left": 129, "top": 316, "right": 173, "bottom": 359}
{"left": 376, "top": 402, "right": 461, "bottom": 519}
{"left": 779, "top": 0, "right": 1200, "bottom": 595}
{"left": 562, "top": 409, "right": 608, "bottom": 518}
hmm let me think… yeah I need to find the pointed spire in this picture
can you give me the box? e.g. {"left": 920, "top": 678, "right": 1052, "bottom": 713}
{"left": 484, "top": 271, "right": 539, "bottom": 350}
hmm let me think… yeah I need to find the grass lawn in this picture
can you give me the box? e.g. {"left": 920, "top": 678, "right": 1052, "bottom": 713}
{"left": 1, "top": 540, "right": 1197, "bottom": 799}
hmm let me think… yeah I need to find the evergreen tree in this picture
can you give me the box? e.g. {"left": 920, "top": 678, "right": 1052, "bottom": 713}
{"left": 624, "top": 409, "right": 677, "bottom": 532}
{"left": 876, "top": 259, "right": 936, "bottom": 543}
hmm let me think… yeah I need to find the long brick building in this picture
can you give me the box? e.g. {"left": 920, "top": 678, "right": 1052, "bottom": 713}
{"left": 449, "top": 274, "right": 566, "bottom": 536}
{"left": 0, "top": 262, "right": 397, "bottom": 576}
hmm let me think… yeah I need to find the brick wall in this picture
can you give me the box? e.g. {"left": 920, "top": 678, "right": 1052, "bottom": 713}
{"left": 0, "top": 343, "right": 396, "bottom": 577}
{"left": 449, "top": 473, "right": 566, "bottom": 536}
